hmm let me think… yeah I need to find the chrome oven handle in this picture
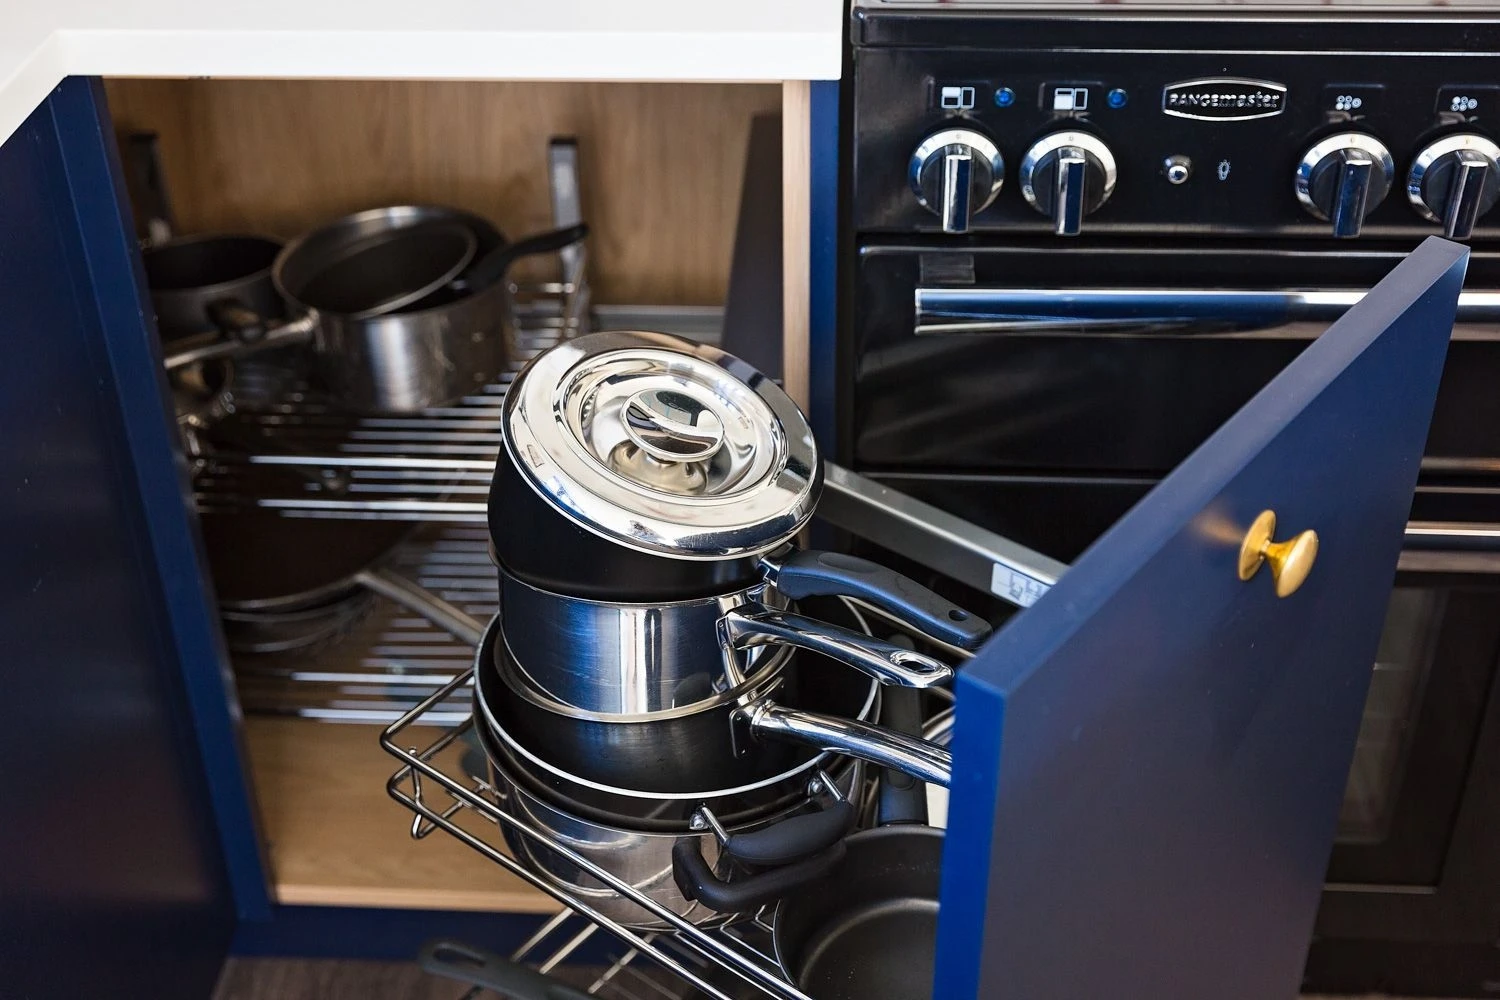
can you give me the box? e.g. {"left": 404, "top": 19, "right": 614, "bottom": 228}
{"left": 1404, "top": 522, "right": 1500, "bottom": 552}
{"left": 914, "top": 287, "right": 1500, "bottom": 338}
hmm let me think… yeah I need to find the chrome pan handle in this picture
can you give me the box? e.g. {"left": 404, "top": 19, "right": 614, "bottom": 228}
{"left": 915, "top": 287, "right": 1500, "bottom": 339}
{"left": 741, "top": 701, "right": 953, "bottom": 787}
{"left": 720, "top": 605, "right": 954, "bottom": 689}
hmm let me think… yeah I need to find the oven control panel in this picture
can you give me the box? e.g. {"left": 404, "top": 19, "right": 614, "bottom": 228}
{"left": 853, "top": 39, "right": 1500, "bottom": 239}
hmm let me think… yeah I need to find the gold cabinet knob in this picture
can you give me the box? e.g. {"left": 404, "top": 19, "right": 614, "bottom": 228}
{"left": 1237, "top": 510, "right": 1319, "bottom": 598}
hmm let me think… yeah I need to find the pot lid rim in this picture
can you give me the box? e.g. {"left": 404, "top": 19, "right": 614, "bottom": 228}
{"left": 501, "top": 331, "right": 822, "bottom": 560}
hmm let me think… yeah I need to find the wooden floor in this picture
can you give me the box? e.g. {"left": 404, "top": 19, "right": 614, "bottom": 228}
{"left": 213, "top": 957, "right": 598, "bottom": 999}
{"left": 213, "top": 957, "right": 1448, "bottom": 1000}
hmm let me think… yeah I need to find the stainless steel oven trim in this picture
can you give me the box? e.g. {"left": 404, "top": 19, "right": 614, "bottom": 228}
{"left": 914, "top": 287, "right": 1500, "bottom": 338}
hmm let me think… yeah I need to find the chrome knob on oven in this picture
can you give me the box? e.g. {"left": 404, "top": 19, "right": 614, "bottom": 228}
{"left": 1018, "top": 131, "right": 1117, "bottom": 237}
{"left": 1294, "top": 132, "right": 1394, "bottom": 239}
{"left": 908, "top": 128, "right": 1005, "bottom": 234}
{"left": 1407, "top": 134, "right": 1500, "bottom": 240}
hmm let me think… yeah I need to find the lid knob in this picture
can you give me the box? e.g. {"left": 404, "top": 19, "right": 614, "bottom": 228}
{"left": 622, "top": 387, "right": 726, "bottom": 464}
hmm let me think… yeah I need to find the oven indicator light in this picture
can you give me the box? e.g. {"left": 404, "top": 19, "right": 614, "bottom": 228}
{"left": 994, "top": 87, "right": 1016, "bottom": 108}
{"left": 1107, "top": 88, "right": 1129, "bottom": 109}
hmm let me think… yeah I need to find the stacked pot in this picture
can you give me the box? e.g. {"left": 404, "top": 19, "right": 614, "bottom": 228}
{"left": 147, "top": 204, "right": 587, "bottom": 617}
{"left": 475, "top": 330, "right": 986, "bottom": 927}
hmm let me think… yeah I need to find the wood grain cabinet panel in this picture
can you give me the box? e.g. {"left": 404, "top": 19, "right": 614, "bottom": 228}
{"left": 103, "top": 79, "right": 781, "bottom": 305}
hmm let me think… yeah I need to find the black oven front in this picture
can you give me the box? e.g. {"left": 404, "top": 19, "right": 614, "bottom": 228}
{"left": 846, "top": 8, "right": 1500, "bottom": 994}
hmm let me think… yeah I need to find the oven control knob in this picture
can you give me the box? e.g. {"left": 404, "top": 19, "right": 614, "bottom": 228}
{"left": 1018, "top": 131, "right": 1117, "bottom": 237}
{"left": 1407, "top": 134, "right": 1500, "bottom": 240}
{"left": 1294, "top": 133, "right": 1395, "bottom": 239}
{"left": 909, "top": 128, "right": 1005, "bottom": 234}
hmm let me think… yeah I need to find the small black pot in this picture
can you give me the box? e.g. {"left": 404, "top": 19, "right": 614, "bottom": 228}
{"left": 488, "top": 454, "right": 764, "bottom": 600}
{"left": 143, "top": 233, "right": 286, "bottom": 340}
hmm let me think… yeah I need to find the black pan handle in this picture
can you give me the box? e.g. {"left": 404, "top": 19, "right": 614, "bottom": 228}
{"left": 124, "top": 131, "right": 175, "bottom": 245}
{"left": 205, "top": 298, "right": 267, "bottom": 343}
{"left": 672, "top": 838, "right": 846, "bottom": 915}
{"left": 419, "top": 939, "right": 593, "bottom": 1000}
{"left": 877, "top": 688, "right": 930, "bottom": 827}
{"left": 461, "top": 222, "right": 590, "bottom": 293}
{"left": 763, "top": 549, "right": 991, "bottom": 651}
{"left": 720, "top": 799, "right": 854, "bottom": 867}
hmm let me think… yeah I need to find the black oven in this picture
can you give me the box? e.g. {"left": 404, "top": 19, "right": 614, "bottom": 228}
{"left": 844, "top": 7, "right": 1500, "bottom": 994}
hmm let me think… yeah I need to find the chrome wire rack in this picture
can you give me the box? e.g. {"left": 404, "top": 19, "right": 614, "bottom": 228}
{"left": 193, "top": 299, "right": 723, "bottom": 525}
{"left": 232, "top": 525, "right": 492, "bottom": 723}
{"left": 382, "top": 668, "right": 820, "bottom": 1000}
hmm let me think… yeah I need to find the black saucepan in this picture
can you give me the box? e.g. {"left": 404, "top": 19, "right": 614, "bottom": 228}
{"left": 488, "top": 331, "right": 991, "bottom": 654}
{"left": 475, "top": 594, "right": 880, "bottom": 818}
{"left": 144, "top": 233, "right": 287, "bottom": 339}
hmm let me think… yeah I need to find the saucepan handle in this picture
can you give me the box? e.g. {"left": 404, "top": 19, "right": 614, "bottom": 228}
{"left": 671, "top": 793, "right": 855, "bottom": 914}
{"left": 420, "top": 939, "right": 593, "bottom": 1000}
{"left": 672, "top": 838, "right": 846, "bottom": 916}
{"left": 762, "top": 548, "right": 991, "bottom": 651}
{"left": 720, "top": 799, "right": 855, "bottom": 866}
{"left": 742, "top": 702, "right": 953, "bottom": 788}
{"left": 459, "top": 222, "right": 590, "bottom": 293}
{"left": 720, "top": 605, "right": 953, "bottom": 689}
{"left": 163, "top": 312, "right": 315, "bottom": 371}
{"left": 205, "top": 298, "right": 267, "bottom": 343}
{"left": 877, "top": 688, "right": 930, "bottom": 827}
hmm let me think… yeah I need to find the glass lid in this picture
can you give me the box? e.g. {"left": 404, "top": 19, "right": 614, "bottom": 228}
{"left": 502, "top": 331, "right": 821, "bottom": 559}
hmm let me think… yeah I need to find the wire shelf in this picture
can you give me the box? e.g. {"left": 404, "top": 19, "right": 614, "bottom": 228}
{"left": 192, "top": 300, "right": 723, "bottom": 524}
{"left": 232, "top": 525, "right": 493, "bottom": 722}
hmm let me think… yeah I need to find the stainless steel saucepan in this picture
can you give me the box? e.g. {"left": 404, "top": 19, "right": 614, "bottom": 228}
{"left": 498, "top": 564, "right": 953, "bottom": 716}
{"left": 482, "top": 604, "right": 952, "bottom": 796}
{"left": 162, "top": 205, "right": 587, "bottom": 412}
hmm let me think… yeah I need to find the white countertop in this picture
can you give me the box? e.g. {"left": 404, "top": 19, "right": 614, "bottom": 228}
{"left": 2, "top": 0, "right": 844, "bottom": 145}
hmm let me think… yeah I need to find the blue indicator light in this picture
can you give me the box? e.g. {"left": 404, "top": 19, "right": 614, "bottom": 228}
{"left": 994, "top": 87, "right": 1016, "bottom": 108}
{"left": 1107, "top": 88, "right": 1128, "bottom": 109}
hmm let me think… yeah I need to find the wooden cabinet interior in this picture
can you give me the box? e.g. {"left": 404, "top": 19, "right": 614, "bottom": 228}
{"left": 245, "top": 718, "right": 556, "bottom": 912}
{"left": 101, "top": 77, "right": 802, "bottom": 911}
{"left": 103, "top": 79, "right": 783, "bottom": 306}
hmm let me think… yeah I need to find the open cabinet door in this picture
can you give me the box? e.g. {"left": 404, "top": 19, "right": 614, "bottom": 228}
{"left": 0, "top": 79, "right": 249, "bottom": 997}
{"left": 935, "top": 237, "right": 1470, "bottom": 999}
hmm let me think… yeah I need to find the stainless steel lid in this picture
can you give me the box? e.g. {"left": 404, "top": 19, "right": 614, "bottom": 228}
{"left": 503, "top": 331, "right": 820, "bottom": 559}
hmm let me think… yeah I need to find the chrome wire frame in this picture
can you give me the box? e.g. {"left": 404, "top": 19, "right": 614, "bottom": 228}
{"left": 381, "top": 667, "right": 815, "bottom": 1000}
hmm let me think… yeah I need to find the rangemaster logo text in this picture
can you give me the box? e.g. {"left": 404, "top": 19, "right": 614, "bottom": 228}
{"left": 1162, "top": 78, "right": 1288, "bottom": 121}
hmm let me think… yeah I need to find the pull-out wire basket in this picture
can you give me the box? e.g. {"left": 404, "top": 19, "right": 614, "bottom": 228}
{"left": 381, "top": 668, "right": 819, "bottom": 1000}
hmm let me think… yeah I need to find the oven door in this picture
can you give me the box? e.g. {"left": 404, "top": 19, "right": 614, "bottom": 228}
{"left": 849, "top": 242, "right": 1500, "bottom": 477}
{"left": 1324, "top": 570, "right": 1500, "bottom": 890}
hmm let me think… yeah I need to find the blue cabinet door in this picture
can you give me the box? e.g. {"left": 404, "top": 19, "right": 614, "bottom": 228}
{"left": 0, "top": 79, "right": 255, "bottom": 996}
{"left": 936, "top": 238, "right": 1470, "bottom": 999}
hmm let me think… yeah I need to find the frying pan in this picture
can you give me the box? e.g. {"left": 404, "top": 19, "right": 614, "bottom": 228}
{"left": 769, "top": 689, "right": 944, "bottom": 1000}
